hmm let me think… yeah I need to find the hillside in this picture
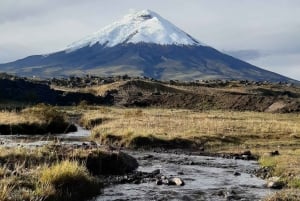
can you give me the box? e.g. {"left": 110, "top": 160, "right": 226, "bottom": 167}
{"left": 0, "top": 73, "right": 109, "bottom": 108}
{"left": 1, "top": 73, "right": 300, "bottom": 112}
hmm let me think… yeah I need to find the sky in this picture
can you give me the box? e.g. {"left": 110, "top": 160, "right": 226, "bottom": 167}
{"left": 1, "top": 0, "right": 300, "bottom": 80}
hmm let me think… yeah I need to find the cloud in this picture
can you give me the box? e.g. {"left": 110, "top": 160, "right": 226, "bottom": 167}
{"left": 0, "top": 0, "right": 86, "bottom": 24}
{"left": 0, "top": 0, "right": 300, "bottom": 79}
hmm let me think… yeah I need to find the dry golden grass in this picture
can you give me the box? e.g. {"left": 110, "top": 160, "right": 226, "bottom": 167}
{"left": 0, "top": 182, "right": 14, "bottom": 201}
{"left": 37, "top": 160, "right": 101, "bottom": 200}
{"left": 50, "top": 85, "right": 79, "bottom": 93}
{"left": 0, "top": 111, "right": 40, "bottom": 125}
{"left": 39, "top": 160, "right": 89, "bottom": 186}
{"left": 83, "top": 81, "right": 125, "bottom": 96}
{"left": 82, "top": 107, "right": 300, "bottom": 148}
{"left": 0, "top": 146, "right": 108, "bottom": 201}
{"left": 51, "top": 80, "right": 126, "bottom": 96}
{"left": 0, "top": 104, "right": 75, "bottom": 134}
{"left": 0, "top": 104, "right": 67, "bottom": 125}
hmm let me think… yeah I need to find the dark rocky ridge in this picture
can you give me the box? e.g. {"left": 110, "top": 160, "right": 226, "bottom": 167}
{"left": 1, "top": 74, "right": 300, "bottom": 112}
{"left": 0, "top": 75, "right": 112, "bottom": 107}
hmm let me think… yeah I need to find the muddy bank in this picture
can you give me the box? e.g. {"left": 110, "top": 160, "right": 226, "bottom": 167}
{"left": 96, "top": 133, "right": 245, "bottom": 153}
{"left": 0, "top": 122, "right": 77, "bottom": 135}
{"left": 100, "top": 134, "right": 201, "bottom": 149}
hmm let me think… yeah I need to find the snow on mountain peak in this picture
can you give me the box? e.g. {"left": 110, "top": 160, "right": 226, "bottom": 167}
{"left": 66, "top": 9, "right": 204, "bottom": 52}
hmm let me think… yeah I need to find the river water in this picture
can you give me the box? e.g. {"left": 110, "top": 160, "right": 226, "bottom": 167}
{"left": 0, "top": 124, "right": 90, "bottom": 147}
{"left": 97, "top": 151, "right": 273, "bottom": 201}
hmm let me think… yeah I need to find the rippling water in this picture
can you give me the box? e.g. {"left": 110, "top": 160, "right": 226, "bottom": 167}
{"left": 97, "top": 151, "right": 274, "bottom": 201}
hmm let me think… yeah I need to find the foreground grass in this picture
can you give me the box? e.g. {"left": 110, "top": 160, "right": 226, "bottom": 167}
{"left": 37, "top": 160, "right": 101, "bottom": 201}
{"left": 0, "top": 146, "right": 100, "bottom": 201}
{"left": 80, "top": 107, "right": 300, "bottom": 200}
{"left": 0, "top": 145, "right": 137, "bottom": 201}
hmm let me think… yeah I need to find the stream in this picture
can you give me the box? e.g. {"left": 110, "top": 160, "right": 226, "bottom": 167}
{"left": 0, "top": 124, "right": 90, "bottom": 147}
{"left": 97, "top": 151, "right": 273, "bottom": 201}
{"left": 0, "top": 126, "right": 273, "bottom": 201}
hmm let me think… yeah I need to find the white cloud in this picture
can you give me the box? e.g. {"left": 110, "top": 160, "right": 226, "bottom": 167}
{"left": 0, "top": 0, "right": 299, "bottom": 80}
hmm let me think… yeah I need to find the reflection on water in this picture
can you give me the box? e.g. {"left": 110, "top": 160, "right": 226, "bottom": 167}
{"left": 0, "top": 124, "right": 90, "bottom": 147}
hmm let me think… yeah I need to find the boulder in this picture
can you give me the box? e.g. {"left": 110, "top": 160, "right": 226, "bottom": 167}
{"left": 267, "top": 177, "right": 285, "bottom": 189}
{"left": 151, "top": 169, "right": 160, "bottom": 176}
{"left": 86, "top": 151, "right": 138, "bottom": 175}
{"left": 156, "top": 179, "right": 163, "bottom": 185}
{"left": 169, "top": 177, "right": 185, "bottom": 186}
{"left": 162, "top": 179, "right": 169, "bottom": 185}
{"left": 270, "top": 150, "right": 280, "bottom": 156}
{"left": 233, "top": 171, "right": 241, "bottom": 176}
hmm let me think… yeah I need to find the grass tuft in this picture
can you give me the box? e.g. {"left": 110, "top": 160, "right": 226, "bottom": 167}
{"left": 39, "top": 160, "right": 90, "bottom": 187}
{"left": 38, "top": 160, "right": 102, "bottom": 201}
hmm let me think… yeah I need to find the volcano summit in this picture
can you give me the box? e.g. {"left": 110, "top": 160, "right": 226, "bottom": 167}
{"left": 0, "top": 9, "right": 296, "bottom": 82}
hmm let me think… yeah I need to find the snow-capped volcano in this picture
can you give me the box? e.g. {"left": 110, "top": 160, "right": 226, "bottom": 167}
{"left": 0, "top": 9, "right": 297, "bottom": 83}
{"left": 66, "top": 9, "right": 204, "bottom": 52}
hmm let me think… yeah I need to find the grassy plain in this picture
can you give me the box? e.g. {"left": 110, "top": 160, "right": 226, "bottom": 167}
{"left": 80, "top": 107, "right": 300, "bottom": 148}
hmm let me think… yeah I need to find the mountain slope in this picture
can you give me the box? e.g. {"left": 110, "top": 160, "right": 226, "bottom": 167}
{"left": 0, "top": 9, "right": 297, "bottom": 83}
